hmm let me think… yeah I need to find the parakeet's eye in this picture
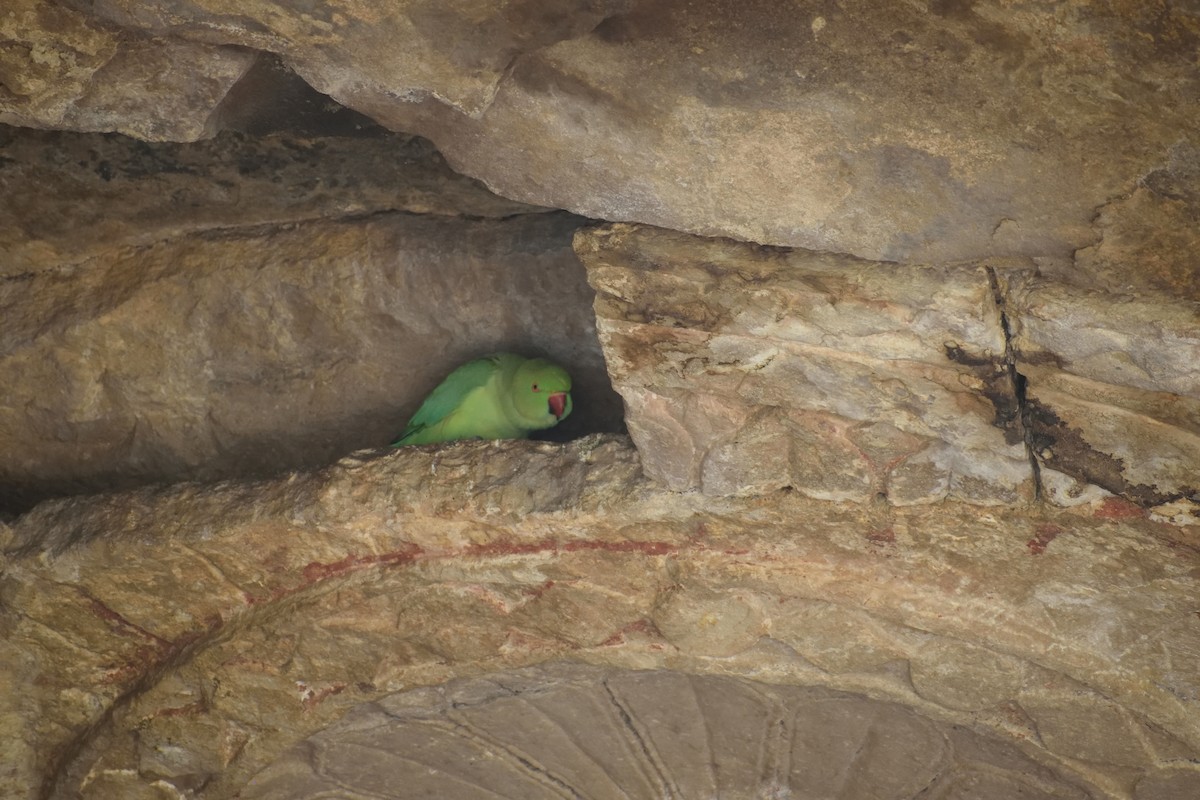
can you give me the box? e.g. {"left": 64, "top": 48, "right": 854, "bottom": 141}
{"left": 532, "top": 383, "right": 539, "bottom": 391}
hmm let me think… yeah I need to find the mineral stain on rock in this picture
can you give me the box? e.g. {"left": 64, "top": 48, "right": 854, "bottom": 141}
{"left": 1026, "top": 397, "right": 1198, "bottom": 509}
{"left": 941, "top": 342, "right": 1022, "bottom": 446}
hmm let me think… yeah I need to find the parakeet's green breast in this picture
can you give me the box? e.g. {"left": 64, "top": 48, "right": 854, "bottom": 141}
{"left": 392, "top": 353, "right": 573, "bottom": 446}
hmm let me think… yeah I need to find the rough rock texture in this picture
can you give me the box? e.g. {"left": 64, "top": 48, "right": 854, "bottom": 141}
{"left": 579, "top": 223, "right": 1028, "bottom": 505}
{"left": 1006, "top": 274, "right": 1200, "bottom": 515}
{"left": 52, "top": 0, "right": 1200, "bottom": 269}
{"left": 0, "top": 122, "right": 538, "bottom": 277}
{"left": 3, "top": 5, "right": 1200, "bottom": 800}
{"left": 0, "top": 0, "right": 256, "bottom": 140}
{"left": 2, "top": 438, "right": 1198, "bottom": 799}
{"left": 579, "top": 223, "right": 1200, "bottom": 519}
{"left": 1071, "top": 140, "right": 1200, "bottom": 302}
{"left": 246, "top": 665, "right": 1099, "bottom": 799}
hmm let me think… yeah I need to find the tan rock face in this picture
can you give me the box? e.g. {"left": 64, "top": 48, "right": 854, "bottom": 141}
{"left": 0, "top": 208, "right": 621, "bottom": 511}
{"left": 246, "top": 665, "right": 1097, "bottom": 799}
{"left": 2, "top": 4, "right": 1199, "bottom": 800}
{"left": 0, "top": 0, "right": 255, "bottom": 140}
{"left": 3, "top": 439, "right": 1198, "bottom": 799}
{"left": 0, "top": 123, "right": 539, "bottom": 277}
{"left": 6, "top": 1, "right": 1189, "bottom": 269}
{"left": 1007, "top": 275, "right": 1200, "bottom": 510}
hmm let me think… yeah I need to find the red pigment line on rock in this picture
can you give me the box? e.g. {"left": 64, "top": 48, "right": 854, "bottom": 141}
{"left": 462, "top": 537, "right": 676, "bottom": 559}
{"left": 301, "top": 543, "right": 423, "bottom": 583}
{"left": 151, "top": 701, "right": 207, "bottom": 719}
{"left": 1026, "top": 523, "right": 1063, "bottom": 555}
{"left": 285, "top": 538, "right": 674, "bottom": 606}
{"left": 462, "top": 537, "right": 559, "bottom": 558}
{"left": 561, "top": 539, "right": 674, "bottom": 556}
{"left": 1094, "top": 497, "right": 1146, "bottom": 519}
{"left": 599, "top": 618, "right": 661, "bottom": 647}
{"left": 524, "top": 580, "right": 556, "bottom": 599}
{"left": 97, "top": 620, "right": 217, "bottom": 687}
{"left": 75, "top": 587, "right": 173, "bottom": 648}
{"left": 866, "top": 527, "right": 896, "bottom": 545}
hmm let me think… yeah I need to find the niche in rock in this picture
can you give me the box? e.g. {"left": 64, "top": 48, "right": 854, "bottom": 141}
{"left": 245, "top": 664, "right": 1106, "bottom": 799}
{"left": 0, "top": 60, "right": 624, "bottom": 515}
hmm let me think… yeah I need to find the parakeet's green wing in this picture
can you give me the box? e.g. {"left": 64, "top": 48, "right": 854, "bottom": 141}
{"left": 395, "top": 356, "right": 501, "bottom": 444}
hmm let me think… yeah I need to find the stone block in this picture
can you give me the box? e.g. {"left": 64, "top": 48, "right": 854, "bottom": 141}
{"left": 579, "top": 223, "right": 1032, "bottom": 503}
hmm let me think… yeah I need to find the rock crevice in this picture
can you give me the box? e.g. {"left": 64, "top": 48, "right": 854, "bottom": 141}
{"left": 985, "top": 263, "right": 1044, "bottom": 501}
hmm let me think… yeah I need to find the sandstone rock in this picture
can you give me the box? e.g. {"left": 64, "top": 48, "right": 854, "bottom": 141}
{"left": 2, "top": 438, "right": 1198, "bottom": 798}
{"left": 0, "top": 0, "right": 254, "bottom": 140}
{"left": 61, "top": 0, "right": 618, "bottom": 119}
{"left": 3, "top": 7, "right": 1199, "bottom": 800}
{"left": 0, "top": 123, "right": 538, "bottom": 277}
{"left": 578, "top": 223, "right": 1032, "bottom": 504}
{"left": 0, "top": 208, "right": 621, "bottom": 513}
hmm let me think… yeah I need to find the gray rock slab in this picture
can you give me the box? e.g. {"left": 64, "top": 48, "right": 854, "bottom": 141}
{"left": 0, "top": 0, "right": 254, "bottom": 140}
{"left": 1007, "top": 274, "right": 1200, "bottom": 514}
{"left": 27, "top": 1, "right": 1198, "bottom": 267}
{"left": 0, "top": 124, "right": 539, "bottom": 277}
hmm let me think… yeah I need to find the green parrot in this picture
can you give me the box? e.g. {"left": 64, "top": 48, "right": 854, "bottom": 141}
{"left": 392, "top": 353, "right": 573, "bottom": 446}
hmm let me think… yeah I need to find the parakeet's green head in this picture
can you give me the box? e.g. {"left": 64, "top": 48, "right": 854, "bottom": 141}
{"left": 513, "top": 358, "right": 573, "bottom": 428}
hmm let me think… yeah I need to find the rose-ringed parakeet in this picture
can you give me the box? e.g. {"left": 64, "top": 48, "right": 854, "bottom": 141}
{"left": 392, "top": 353, "right": 573, "bottom": 446}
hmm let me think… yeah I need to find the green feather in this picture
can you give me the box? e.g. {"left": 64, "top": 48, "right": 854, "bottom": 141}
{"left": 392, "top": 353, "right": 572, "bottom": 446}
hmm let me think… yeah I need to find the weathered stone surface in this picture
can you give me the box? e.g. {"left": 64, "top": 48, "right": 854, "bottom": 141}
{"left": 0, "top": 208, "right": 621, "bottom": 512}
{"left": 0, "top": 123, "right": 539, "bottom": 277}
{"left": 1007, "top": 274, "right": 1200, "bottom": 516}
{"left": 244, "top": 665, "right": 1094, "bottom": 799}
{"left": 59, "top": 0, "right": 1200, "bottom": 266}
{"left": 0, "top": 0, "right": 254, "bottom": 140}
{"left": 578, "top": 222, "right": 1032, "bottom": 504}
{"left": 1072, "top": 141, "right": 1200, "bottom": 303}
{"left": 2, "top": 437, "right": 1198, "bottom": 799}
{"left": 61, "top": 0, "right": 618, "bottom": 119}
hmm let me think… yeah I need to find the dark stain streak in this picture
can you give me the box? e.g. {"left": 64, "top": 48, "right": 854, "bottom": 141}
{"left": 1024, "top": 398, "right": 1195, "bottom": 508}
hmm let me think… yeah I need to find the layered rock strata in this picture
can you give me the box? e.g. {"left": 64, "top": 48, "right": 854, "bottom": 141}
{"left": 2, "top": 438, "right": 1198, "bottom": 799}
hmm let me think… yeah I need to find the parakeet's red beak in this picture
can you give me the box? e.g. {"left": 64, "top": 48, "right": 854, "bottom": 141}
{"left": 548, "top": 392, "right": 567, "bottom": 419}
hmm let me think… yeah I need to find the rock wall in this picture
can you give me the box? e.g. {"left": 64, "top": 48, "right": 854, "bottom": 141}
{"left": 2, "top": 2, "right": 1199, "bottom": 799}
{"left": 580, "top": 223, "right": 1200, "bottom": 519}
{"left": 248, "top": 665, "right": 1108, "bottom": 799}
{"left": 3, "top": 439, "right": 1199, "bottom": 799}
